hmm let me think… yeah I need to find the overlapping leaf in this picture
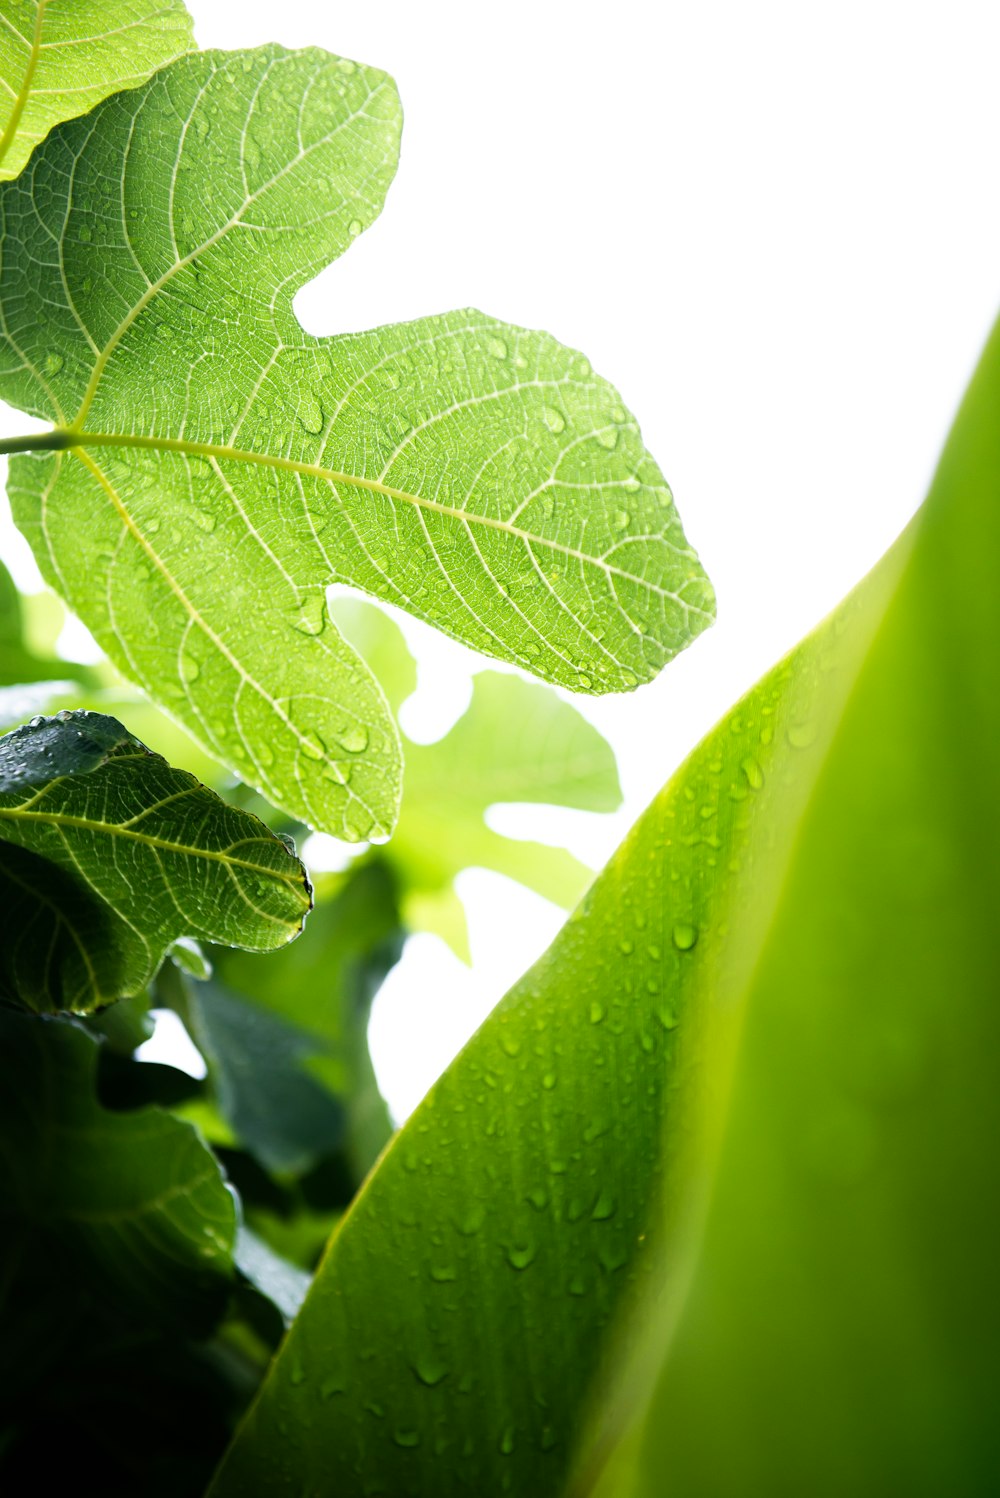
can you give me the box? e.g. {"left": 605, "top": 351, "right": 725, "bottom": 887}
{"left": 334, "top": 597, "right": 621, "bottom": 955}
{"left": 0, "top": 1008, "right": 235, "bottom": 1331}
{"left": 0, "top": 0, "right": 195, "bottom": 181}
{"left": 0, "top": 42, "right": 713, "bottom": 839}
{"left": 211, "top": 315, "right": 999, "bottom": 1496}
{"left": 0, "top": 709, "right": 310, "bottom": 1013}
{"left": 198, "top": 859, "right": 402, "bottom": 1184}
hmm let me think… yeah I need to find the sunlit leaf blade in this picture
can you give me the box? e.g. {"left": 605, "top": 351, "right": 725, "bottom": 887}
{"left": 0, "top": 0, "right": 195, "bottom": 182}
{"left": 0, "top": 709, "right": 311, "bottom": 1013}
{"left": 0, "top": 1009, "right": 235, "bottom": 1333}
{"left": 594, "top": 318, "right": 1000, "bottom": 1498}
{"left": 207, "top": 499, "right": 896, "bottom": 1489}
{"left": 0, "top": 43, "right": 712, "bottom": 836}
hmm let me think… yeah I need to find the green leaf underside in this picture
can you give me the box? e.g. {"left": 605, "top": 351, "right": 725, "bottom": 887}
{"left": 0, "top": 44, "right": 713, "bottom": 838}
{"left": 0, "top": 710, "right": 310, "bottom": 1013}
{"left": 0, "top": 1009, "right": 235, "bottom": 1331}
{"left": 0, "top": 0, "right": 195, "bottom": 182}
{"left": 207, "top": 531, "right": 897, "bottom": 1489}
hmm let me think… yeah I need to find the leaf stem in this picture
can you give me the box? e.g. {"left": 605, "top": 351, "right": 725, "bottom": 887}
{"left": 0, "top": 428, "right": 76, "bottom": 457}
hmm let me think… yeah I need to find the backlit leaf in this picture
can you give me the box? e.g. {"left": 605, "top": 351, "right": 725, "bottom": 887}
{"left": 0, "top": 44, "right": 712, "bottom": 838}
{"left": 0, "top": 0, "right": 195, "bottom": 182}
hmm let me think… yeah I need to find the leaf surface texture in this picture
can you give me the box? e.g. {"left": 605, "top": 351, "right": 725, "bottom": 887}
{"left": 0, "top": 709, "right": 310, "bottom": 1012}
{"left": 0, "top": 44, "right": 713, "bottom": 837}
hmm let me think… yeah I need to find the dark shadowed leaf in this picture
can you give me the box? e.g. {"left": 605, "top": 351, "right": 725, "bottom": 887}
{"left": 0, "top": 709, "right": 310, "bottom": 1013}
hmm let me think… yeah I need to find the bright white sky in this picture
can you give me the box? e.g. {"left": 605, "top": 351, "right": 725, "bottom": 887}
{"left": 3, "top": 1, "right": 999, "bottom": 1118}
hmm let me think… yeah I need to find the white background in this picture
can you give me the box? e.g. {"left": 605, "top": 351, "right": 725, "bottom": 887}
{"left": 4, "top": 1, "right": 1000, "bottom": 1116}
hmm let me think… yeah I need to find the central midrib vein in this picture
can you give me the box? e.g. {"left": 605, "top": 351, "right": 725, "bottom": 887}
{"left": 56, "top": 428, "right": 653, "bottom": 585}
{"left": 0, "top": 801, "right": 307, "bottom": 891}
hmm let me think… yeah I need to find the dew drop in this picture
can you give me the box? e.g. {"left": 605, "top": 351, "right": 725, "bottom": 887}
{"left": 44, "top": 352, "right": 64, "bottom": 375}
{"left": 619, "top": 938, "right": 634, "bottom": 955}
{"left": 430, "top": 1264, "right": 457, "bottom": 1283}
{"left": 610, "top": 405, "right": 627, "bottom": 424}
{"left": 300, "top": 731, "right": 326, "bottom": 761}
{"left": 622, "top": 475, "right": 641, "bottom": 493}
{"left": 413, "top": 1356, "right": 449, "bottom": 1387}
{"left": 334, "top": 722, "right": 369, "bottom": 754}
{"left": 78, "top": 225, "right": 93, "bottom": 243}
{"left": 292, "top": 594, "right": 327, "bottom": 636}
{"left": 672, "top": 922, "right": 698, "bottom": 952}
{"left": 506, "top": 1241, "right": 536, "bottom": 1270}
{"left": 589, "top": 1000, "right": 605, "bottom": 1025}
{"left": 192, "top": 507, "right": 216, "bottom": 534}
{"left": 321, "top": 1376, "right": 346, "bottom": 1398}
{"left": 323, "top": 760, "right": 352, "bottom": 786}
{"left": 613, "top": 511, "right": 631, "bottom": 530}
{"left": 541, "top": 405, "right": 565, "bottom": 434}
{"left": 595, "top": 428, "right": 618, "bottom": 450}
{"left": 787, "top": 720, "right": 817, "bottom": 749}
{"left": 487, "top": 337, "right": 508, "bottom": 360}
{"left": 180, "top": 652, "right": 200, "bottom": 684}
{"left": 567, "top": 1273, "right": 588, "bottom": 1297}
{"left": 499, "top": 1427, "right": 516, "bottom": 1455}
{"left": 542, "top": 1072, "right": 556, "bottom": 1090}
{"left": 348, "top": 218, "right": 363, "bottom": 237}
{"left": 540, "top": 1425, "right": 558, "bottom": 1452}
{"left": 393, "top": 1428, "right": 421, "bottom": 1449}
{"left": 344, "top": 804, "right": 375, "bottom": 841}
{"left": 591, "top": 1190, "right": 616, "bottom": 1221}
{"left": 576, "top": 672, "right": 593, "bottom": 689}
{"left": 740, "top": 756, "right": 765, "bottom": 791}
{"left": 527, "top": 1186, "right": 549, "bottom": 1211}
{"left": 298, "top": 394, "right": 324, "bottom": 435}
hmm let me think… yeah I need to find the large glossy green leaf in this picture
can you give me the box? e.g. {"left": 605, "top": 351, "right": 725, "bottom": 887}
{"left": 0, "top": 43, "right": 713, "bottom": 838}
{"left": 588, "top": 320, "right": 1000, "bottom": 1497}
{"left": 0, "top": 1009, "right": 235, "bottom": 1331}
{"left": 0, "top": 709, "right": 310, "bottom": 1013}
{"left": 207, "top": 471, "right": 897, "bottom": 1491}
{"left": 0, "top": 0, "right": 195, "bottom": 182}
{"left": 210, "top": 315, "right": 999, "bottom": 1498}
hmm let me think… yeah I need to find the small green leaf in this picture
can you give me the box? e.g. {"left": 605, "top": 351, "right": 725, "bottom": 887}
{"left": 234, "top": 1225, "right": 311, "bottom": 1327}
{"left": 0, "top": 709, "right": 311, "bottom": 1013}
{"left": 0, "top": 1008, "right": 235, "bottom": 1331}
{"left": 191, "top": 981, "right": 348, "bottom": 1176}
{"left": 0, "top": 43, "right": 712, "bottom": 837}
{"left": 0, "top": 0, "right": 195, "bottom": 181}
